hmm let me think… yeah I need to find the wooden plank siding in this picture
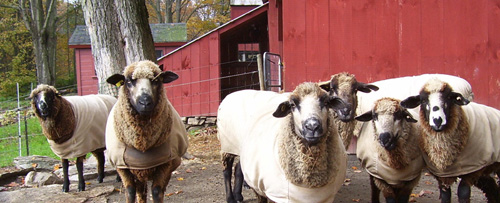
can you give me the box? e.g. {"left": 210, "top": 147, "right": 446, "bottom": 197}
{"left": 281, "top": 0, "right": 500, "bottom": 110}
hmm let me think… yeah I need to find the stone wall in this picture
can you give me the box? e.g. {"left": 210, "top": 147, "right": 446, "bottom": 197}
{"left": 181, "top": 116, "right": 217, "bottom": 132}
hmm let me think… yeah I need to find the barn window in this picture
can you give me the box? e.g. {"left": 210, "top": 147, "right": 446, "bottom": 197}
{"left": 238, "top": 43, "right": 259, "bottom": 62}
{"left": 155, "top": 50, "right": 163, "bottom": 59}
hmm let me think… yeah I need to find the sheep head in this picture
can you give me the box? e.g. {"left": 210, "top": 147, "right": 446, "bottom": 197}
{"left": 401, "top": 78, "right": 469, "bottom": 132}
{"left": 107, "top": 60, "right": 178, "bottom": 116}
{"left": 319, "top": 72, "right": 379, "bottom": 122}
{"left": 30, "top": 84, "right": 62, "bottom": 120}
{"left": 356, "top": 98, "right": 417, "bottom": 151}
{"left": 273, "top": 82, "right": 346, "bottom": 145}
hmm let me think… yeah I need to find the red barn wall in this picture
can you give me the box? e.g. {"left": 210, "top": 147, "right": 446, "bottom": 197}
{"left": 75, "top": 48, "right": 98, "bottom": 96}
{"left": 281, "top": 0, "right": 500, "bottom": 109}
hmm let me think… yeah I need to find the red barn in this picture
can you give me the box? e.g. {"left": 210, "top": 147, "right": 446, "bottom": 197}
{"left": 158, "top": 0, "right": 500, "bottom": 119}
{"left": 69, "top": 23, "right": 187, "bottom": 95}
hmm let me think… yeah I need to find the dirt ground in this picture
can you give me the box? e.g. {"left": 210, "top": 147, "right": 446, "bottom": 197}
{"left": 0, "top": 127, "right": 489, "bottom": 202}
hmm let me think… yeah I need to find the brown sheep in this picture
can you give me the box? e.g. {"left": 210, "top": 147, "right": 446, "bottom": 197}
{"left": 401, "top": 78, "right": 500, "bottom": 203}
{"left": 30, "top": 84, "right": 117, "bottom": 192}
{"left": 106, "top": 60, "right": 188, "bottom": 203}
{"left": 355, "top": 98, "right": 423, "bottom": 203}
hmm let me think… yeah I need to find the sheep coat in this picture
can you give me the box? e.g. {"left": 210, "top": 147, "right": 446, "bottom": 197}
{"left": 423, "top": 102, "right": 500, "bottom": 177}
{"left": 106, "top": 99, "right": 188, "bottom": 170}
{"left": 217, "top": 90, "right": 290, "bottom": 156}
{"left": 356, "top": 123, "right": 424, "bottom": 185}
{"left": 239, "top": 111, "right": 346, "bottom": 203}
{"left": 356, "top": 74, "right": 473, "bottom": 120}
{"left": 47, "top": 95, "right": 117, "bottom": 159}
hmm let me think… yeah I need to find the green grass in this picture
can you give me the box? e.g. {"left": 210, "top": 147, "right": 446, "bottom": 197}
{"left": 0, "top": 117, "right": 58, "bottom": 167}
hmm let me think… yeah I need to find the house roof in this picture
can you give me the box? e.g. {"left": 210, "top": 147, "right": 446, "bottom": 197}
{"left": 68, "top": 23, "right": 187, "bottom": 45}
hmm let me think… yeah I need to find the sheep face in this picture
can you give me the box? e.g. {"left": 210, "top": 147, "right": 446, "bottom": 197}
{"left": 273, "top": 83, "right": 346, "bottom": 145}
{"left": 320, "top": 73, "right": 379, "bottom": 122}
{"left": 30, "top": 85, "right": 61, "bottom": 119}
{"left": 356, "top": 98, "right": 417, "bottom": 151}
{"left": 107, "top": 61, "right": 179, "bottom": 116}
{"left": 401, "top": 79, "right": 469, "bottom": 132}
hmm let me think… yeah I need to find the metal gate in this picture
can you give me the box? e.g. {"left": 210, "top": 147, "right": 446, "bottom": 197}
{"left": 263, "top": 52, "right": 283, "bottom": 92}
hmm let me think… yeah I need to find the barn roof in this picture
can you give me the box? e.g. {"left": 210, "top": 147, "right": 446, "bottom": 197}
{"left": 68, "top": 23, "right": 187, "bottom": 45}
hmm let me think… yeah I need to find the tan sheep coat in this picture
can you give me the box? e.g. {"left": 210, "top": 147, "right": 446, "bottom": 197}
{"left": 106, "top": 100, "right": 188, "bottom": 170}
{"left": 356, "top": 123, "right": 424, "bottom": 185}
{"left": 47, "top": 95, "right": 117, "bottom": 159}
{"left": 423, "top": 102, "right": 500, "bottom": 177}
{"left": 217, "top": 89, "right": 290, "bottom": 156}
{"left": 239, "top": 110, "right": 347, "bottom": 203}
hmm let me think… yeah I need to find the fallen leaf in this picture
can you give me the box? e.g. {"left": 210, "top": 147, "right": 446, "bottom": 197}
{"left": 409, "top": 197, "right": 417, "bottom": 202}
{"left": 425, "top": 181, "right": 433, "bottom": 185}
{"left": 354, "top": 170, "right": 362, "bottom": 173}
{"left": 53, "top": 164, "right": 60, "bottom": 171}
{"left": 352, "top": 199, "right": 360, "bottom": 202}
{"left": 424, "top": 172, "right": 431, "bottom": 176}
{"left": 166, "top": 193, "right": 175, "bottom": 197}
{"left": 410, "top": 193, "right": 417, "bottom": 197}
{"left": 86, "top": 182, "right": 91, "bottom": 185}
{"left": 343, "top": 182, "right": 351, "bottom": 186}
{"left": 344, "top": 178, "right": 351, "bottom": 182}
{"left": 185, "top": 169, "right": 193, "bottom": 173}
{"left": 418, "top": 190, "right": 433, "bottom": 197}
{"left": 175, "top": 190, "right": 183, "bottom": 194}
{"left": 6, "top": 182, "right": 19, "bottom": 187}
{"left": 201, "top": 167, "right": 207, "bottom": 170}
{"left": 172, "top": 171, "right": 180, "bottom": 175}
{"left": 177, "top": 177, "right": 184, "bottom": 181}
{"left": 351, "top": 166, "right": 358, "bottom": 170}
{"left": 32, "top": 163, "right": 38, "bottom": 168}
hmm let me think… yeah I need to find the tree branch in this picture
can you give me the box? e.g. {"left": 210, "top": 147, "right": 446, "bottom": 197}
{"left": 41, "top": 0, "right": 56, "bottom": 34}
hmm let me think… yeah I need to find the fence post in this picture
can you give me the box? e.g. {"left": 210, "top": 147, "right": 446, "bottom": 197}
{"left": 17, "top": 83, "right": 22, "bottom": 157}
{"left": 257, "top": 54, "right": 265, "bottom": 90}
{"left": 24, "top": 113, "right": 29, "bottom": 156}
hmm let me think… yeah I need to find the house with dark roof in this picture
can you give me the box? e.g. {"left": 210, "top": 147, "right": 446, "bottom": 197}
{"left": 68, "top": 23, "right": 187, "bottom": 95}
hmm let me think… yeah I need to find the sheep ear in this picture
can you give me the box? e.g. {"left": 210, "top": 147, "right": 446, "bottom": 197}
{"left": 356, "top": 82, "right": 379, "bottom": 93}
{"left": 355, "top": 111, "right": 373, "bottom": 122}
{"left": 450, "top": 92, "right": 470, "bottom": 106}
{"left": 400, "top": 96, "right": 421, "bottom": 109}
{"left": 273, "top": 101, "right": 291, "bottom": 118}
{"left": 161, "top": 71, "right": 179, "bottom": 83}
{"left": 107, "top": 74, "right": 126, "bottom": 87}
{"left": 318, "top": 81, "right": 331, "bottom": 92}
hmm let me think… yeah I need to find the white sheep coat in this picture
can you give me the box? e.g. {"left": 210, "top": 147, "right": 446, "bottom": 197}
{"left": 424, "top": 102, "right": 500, "bottom": 177}
{"left": 105, "top": 100, "right": 188, "bottom": 170}
{"left": 356, "top": 123, "right": 424, "bottom": 185}
{"left": 47, "top": 95, "right": 117, "bottom": 159}
{"left": 218, "top": 90, "right": 346, "bottom": 202}
{"left": 217, "top": 89, "right": 289, "bottom": 156}
{"left": 239, "top": 113, "right": 347, "bottom": 203}
{"left": 356, "top": 74, "right": 474, "bottom": 120}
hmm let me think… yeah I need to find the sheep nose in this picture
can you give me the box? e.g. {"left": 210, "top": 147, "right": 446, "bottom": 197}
{"left": 379, "top": 132, "right": 396, "bottom": 150}
{"left": 304, "top": 118, "right": 320, "bottom": 131}
{"left": 138, "top": 95, "right": 153, "bottom": 108}
{"left": 433, "top": 117, "right": 443, "bottom": 128}
{"left": 39, "top": 101, "right": 47, "bottom": 110}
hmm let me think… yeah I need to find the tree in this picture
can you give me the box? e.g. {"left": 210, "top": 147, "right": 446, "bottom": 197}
{"left": 81, "top": 0, "right": 156, "bottom": 96}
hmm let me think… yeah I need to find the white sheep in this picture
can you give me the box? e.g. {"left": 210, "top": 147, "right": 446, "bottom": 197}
{"left": 30, "top": 84, "right": 117, "bottom": 192}
{"left": 355, "top": 97, "right": 424, "bottom": 203}
{"left": 401, "top": 78, "right": 500, "bottom": 202}
{"left": 105, "top": 60, "right": 188, "bottom": 203}
{"left": 318, "top": 72, "right": 379, "bottom": 150}
{"left": 218, "top": 82, "right": 347, "bottom": 202}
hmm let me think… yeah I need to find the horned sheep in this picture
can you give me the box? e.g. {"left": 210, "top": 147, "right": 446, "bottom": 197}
{"left": 105, "top": 60, "right": 188, "bottom": 203}
{"left": 355, "top": 98, "right": 424, "bottom": 203}
{"left": 218, "top": 82, "right": 347, "bottom": 202}
{"left": 401, "top": 78, "right": 500, "bottom": 202}
{"left": 30, "top": 84, "right": 117, "bottom": 192}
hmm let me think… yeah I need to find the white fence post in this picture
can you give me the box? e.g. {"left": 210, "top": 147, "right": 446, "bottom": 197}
{"left": 17, "top": 83, "right": 22, "bottom": 157}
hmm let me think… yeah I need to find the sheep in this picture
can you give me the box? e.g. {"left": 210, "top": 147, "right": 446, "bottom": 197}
{"left": 401, "top": 78, "right": 500, "bottom": 203}
{"left": 218, "top": 82, "right": 347, "bottom": 202}
{"left": 318, "top": 72, "right": 379, "bottom": 150}
{"left": 355, "top": 97, "right": 424, "bottom": 203}
{"left": 30, "top": 84, "right": 117, "bottom": 192}
{"left": 105, "top": 60, "right": 188, "bottom": 203}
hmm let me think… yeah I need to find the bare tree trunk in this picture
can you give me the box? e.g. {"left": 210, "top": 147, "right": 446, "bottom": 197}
{"left": 19, "top": 0, "right": 58, "bottom": 85}
{"left": 175, "top": 0, "right": 181, "bottom": 23}
{"left": 81, "top": 0, "right": 156, "bottom": 96}
{"left": 150, "top": 0, "right": 164, "bottom": 23}
{"left": 165, "top": 0, "right": 173, "bottom": 23}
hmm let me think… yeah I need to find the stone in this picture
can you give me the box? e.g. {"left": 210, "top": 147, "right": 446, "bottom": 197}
{"left": 13, "top": 155, "right": 60, "bottom": 171}
{"left": 24, "top": 171, "right": 62, "bottom": 187}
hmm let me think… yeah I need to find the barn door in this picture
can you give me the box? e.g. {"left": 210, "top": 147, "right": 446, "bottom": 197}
{"left": 263, "top": 52, "right": 282, "bottom": 92}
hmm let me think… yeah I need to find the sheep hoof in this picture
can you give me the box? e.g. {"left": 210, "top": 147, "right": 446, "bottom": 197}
{"left": 78, "top": 183, "right": 85, "bottom": 192}
{"left": 62, "top": 184, "right": 69, "bottom": 193}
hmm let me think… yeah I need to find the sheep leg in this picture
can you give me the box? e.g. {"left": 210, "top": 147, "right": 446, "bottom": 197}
{"left": 223, "top": 153, "right": 237, "bottom": 203}
{"left": 474, "top": 175, "right": 500, "bottom": 203}
{"left": 457, "top": 179, "right": 471, "bottom": 203}
{"left": 437, "top": 179, "right": 452, "bottom": 203}
{"left": 252, "top": 189, "right": 268, "bottom": 203}
{"left": 369, "top": 175, "right": 381, "bottom": 203}
{"left": 91, "top": 150, "right": 105, "bottom": 183}
{"left": 135, "top": 180, "right": 147, "bottom": 203}
{"left": 62, "top": 159, "right": 70, "bottom": 192}
{"left": 117, "top": 168, "right": 136, "bottom": 203}
{"left": 76, "top": 155, "right": 86, "bottom": 191}
{"left": 152, "top": 157, "right": 181, "bottom": 203}
{"left": 233, "top": 161, "right": 244, "bottom": 202}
